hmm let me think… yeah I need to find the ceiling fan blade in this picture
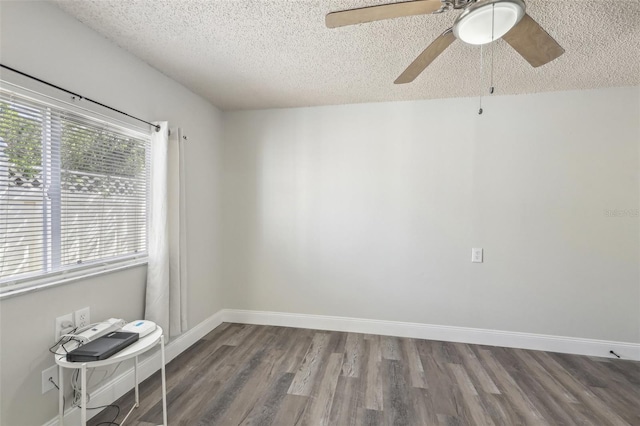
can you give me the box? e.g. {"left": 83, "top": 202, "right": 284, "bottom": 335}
{"left": 326, "top": 0, "right": 443, "bottom": 28}
{"left": 502, "top": 14, "right": 564, "bottom": 67}
{"left": 395, "top": 28, "right": 455, "bottom": 84}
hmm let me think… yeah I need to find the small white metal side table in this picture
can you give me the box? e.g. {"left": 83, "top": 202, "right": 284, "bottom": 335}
{"left": 55, "top": 326, "right": 168, "bottom": 426}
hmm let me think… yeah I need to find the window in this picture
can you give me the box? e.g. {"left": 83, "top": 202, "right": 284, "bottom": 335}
{"left": 0, "top": 88, "right": 150, "bottom": 292}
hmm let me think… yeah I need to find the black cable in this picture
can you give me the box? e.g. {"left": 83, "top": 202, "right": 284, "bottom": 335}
{"left": 48, "top": 377, "right": 66, "bottom": 410}
{"left": 49, "top": 378, "right": 60, "bottom": 390}
{"left": 49, "top": 342, "right": 65, "bottom": 355}
{"left": 49, "top": 335, "right": 69, "bottom": 353}
{"left": 0, "top": 63, "right": 160, "bottom": 132}
{"left": 79, "top": 404, "right": 120, "bottom": 426}
{"left": 49, "top": 335, "right": 85, "bottom": 356}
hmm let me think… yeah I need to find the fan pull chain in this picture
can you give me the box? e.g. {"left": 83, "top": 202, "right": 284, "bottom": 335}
{"left": 478, "top": 44, "right": 484, "bottom": 115}
{"left": 490, "top": 3, "right": 496, "bottom": 95}
{"left": 479, "top": 4, "right": 497, "bottom": 115}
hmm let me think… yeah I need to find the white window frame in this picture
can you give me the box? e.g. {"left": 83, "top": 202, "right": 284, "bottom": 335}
{"left": 0, "top": 77, "right": 152, "bottom": 299}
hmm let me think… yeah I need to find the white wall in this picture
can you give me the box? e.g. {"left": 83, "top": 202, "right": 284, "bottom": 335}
{"left": 0, "top": 2, "right": 223, "bottom": 425}
{"left": 222, "top": 87, "right": 640, "bottom": 345}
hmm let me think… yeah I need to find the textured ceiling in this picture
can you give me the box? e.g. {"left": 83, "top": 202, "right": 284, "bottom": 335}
{"left": 51, "top": 0, "right": 640, "bottom": 110}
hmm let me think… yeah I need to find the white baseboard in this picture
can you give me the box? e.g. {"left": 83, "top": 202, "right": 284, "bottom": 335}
{"left": 43, "top": 309, "right": 225, "bottom": 426}
{"left": 222, "top": 309, "right": 640, "bottom": 361}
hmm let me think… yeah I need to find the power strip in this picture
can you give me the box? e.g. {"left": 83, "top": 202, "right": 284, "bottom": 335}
{"left": 78, "top": 318, "right": 126, "bottom": 342}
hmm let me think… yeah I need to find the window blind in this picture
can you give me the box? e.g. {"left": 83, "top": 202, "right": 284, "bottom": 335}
{"left": 0, "top": 89, "right": 150, "bottom": 286}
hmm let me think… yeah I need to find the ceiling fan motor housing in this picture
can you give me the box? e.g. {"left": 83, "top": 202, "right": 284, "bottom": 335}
{"left": 436, "top": 0, "right": 475, "bottom": 13}
{"left": 453, "top": 0, "right": 526, "bottom": 45}
{"left": 453, "top": 0, "right": 476, "bottom": 9}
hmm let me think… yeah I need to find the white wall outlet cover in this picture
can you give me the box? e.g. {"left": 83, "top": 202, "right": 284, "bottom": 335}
{"left": 471, "top": 248, "right": 483, "bottom": 263}
{"left": 41, "top": 365, "right": 58, "bottom": 394}
{"left": 75, "top": 307, "right": 90, "bottom": 329}
{"left": 55, "top": 313, "right": 74, "bottom": 341}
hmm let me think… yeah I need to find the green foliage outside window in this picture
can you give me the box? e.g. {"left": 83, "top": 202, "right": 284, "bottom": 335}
{"left": 0, "top": 101, "right": 42, "bottom": 180}
{"left": 0, "top": 102, "right": 145, "bottom": 182}
{"left": 60, "top": 122, "right": 146, "bottom": 178}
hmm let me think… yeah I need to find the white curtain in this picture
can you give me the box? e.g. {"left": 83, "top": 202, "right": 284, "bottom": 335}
{"left": 145, "top": 122, "right": 188, "bottom": 341}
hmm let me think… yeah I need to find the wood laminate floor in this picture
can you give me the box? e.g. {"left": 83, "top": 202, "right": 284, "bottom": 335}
{"left": 89, "top": 323, "right": 640, "bottom": 426}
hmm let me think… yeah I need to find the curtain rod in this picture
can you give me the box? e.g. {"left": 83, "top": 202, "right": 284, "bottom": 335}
{"left": 0, "top": 63, "right": 161, "bottom": 132}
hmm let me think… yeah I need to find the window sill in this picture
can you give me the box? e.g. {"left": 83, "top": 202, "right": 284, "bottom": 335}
{"left": 0, "top": 257, "right": 148, "bottom": 300}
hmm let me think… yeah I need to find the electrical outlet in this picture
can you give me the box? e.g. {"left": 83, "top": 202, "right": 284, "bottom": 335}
{"left": 75, "top": 306, "right": 90, "bottom": 329}
{"left": 42, "top": 365, "right": 58, "bottom": 394}
{"left": 471, "top": 248, "right": 483, "bottom": 263}
{"left": 55, "top": 313, "right": 74, "bottom": 341}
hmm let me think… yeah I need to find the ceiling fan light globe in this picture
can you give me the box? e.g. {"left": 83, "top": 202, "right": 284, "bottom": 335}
{"left": 453, "top": 0, "right": 525, "bottom": 45}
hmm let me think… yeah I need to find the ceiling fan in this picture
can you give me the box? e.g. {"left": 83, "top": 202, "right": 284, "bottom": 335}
{"left": 326, "top": 0, "right": 564, "bottom": 84}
